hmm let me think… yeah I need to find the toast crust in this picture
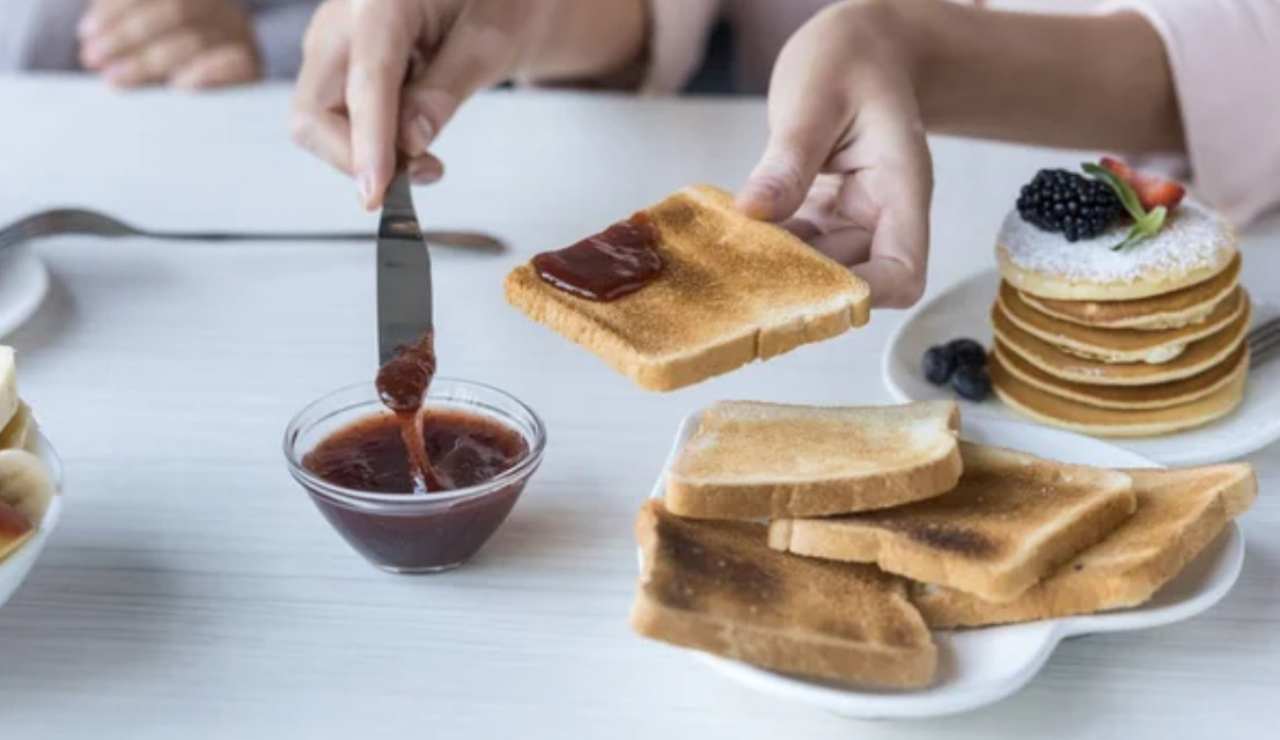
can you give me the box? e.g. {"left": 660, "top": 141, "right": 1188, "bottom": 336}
{"left": 665, "top": 401, "right": 962, "bottom": 520}
{"left": 632, "top": 501, "right": 936, "bottom": 688}
{"left": 913, "top": 464, "right": 1257, "bottom": 627}
{"left": 505, "top": 186, "right": 871, "bottom": 391}
{"left": 769, "top": 443, "right": 1137, "bottom": 603}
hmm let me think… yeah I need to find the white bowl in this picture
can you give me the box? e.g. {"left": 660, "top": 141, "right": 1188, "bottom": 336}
{"left": 0, "top": 246, "right": 51, "bottom": 338}
{"left": 0, "top": 432, "right": 64, "bottom": 607}
{"left": 643, "top": 411, "right": 1245, "bottom": 719}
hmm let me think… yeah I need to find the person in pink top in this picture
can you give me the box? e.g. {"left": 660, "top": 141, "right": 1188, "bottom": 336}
{"left": 291, "top": 0, "right": 1280, "bottom": 308}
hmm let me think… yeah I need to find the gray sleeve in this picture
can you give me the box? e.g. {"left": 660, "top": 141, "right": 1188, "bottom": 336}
{"left": 249, "top": 1, "right": 319, "bottom": 80}
{"left": 0, "top": 0, "right": 86, "bottom": 71}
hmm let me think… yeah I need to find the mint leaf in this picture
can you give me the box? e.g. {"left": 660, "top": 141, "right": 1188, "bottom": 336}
{"left": 1082, "top": 163, "right": 1146, "bottom": 222}
{"left": 1142, "top": 205, "right": 1168, "bottom": 233}
{"left": 1083, "top": 162, "right": 1168, "bottom": 252}
{"left": 1112, "top": 224, "right": 1149, "bottom": 252}
{"left": 1110, "top": 206, "right": 1167, "bottom": 252}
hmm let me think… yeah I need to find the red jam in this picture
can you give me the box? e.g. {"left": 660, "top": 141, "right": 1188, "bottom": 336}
{"left": 374, "top": 331, "right": 441, "bottom": 491}
{"left": 531, "top": 212, "right": 664, "bottom": 301}
{"left": 302, "top": 409, "right": 530, "bottom": 571}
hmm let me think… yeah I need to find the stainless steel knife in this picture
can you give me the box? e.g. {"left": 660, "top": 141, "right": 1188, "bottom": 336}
{"left": 377, "top": 171, "right": 434, "bottom": 365}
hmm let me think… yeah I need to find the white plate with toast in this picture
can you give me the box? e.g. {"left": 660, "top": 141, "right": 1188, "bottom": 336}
{"left": 644, "top": 411, "right": 1245, "bottom": 719}
{"left": 0, "top": 246, "right": 50, "bottom": 339}
{"left": 883, "top": 269, "right": 1280, "bottom": 465}
{"left": 0, "top": 432, "right": 63, "bottom": 607}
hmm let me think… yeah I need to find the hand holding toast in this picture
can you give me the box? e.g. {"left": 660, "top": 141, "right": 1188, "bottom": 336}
{"left": 736, "top": 1, "right": 933, "bottom": 309}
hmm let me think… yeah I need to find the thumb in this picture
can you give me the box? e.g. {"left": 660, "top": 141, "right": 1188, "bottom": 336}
{"left": 398, "top": 2, "right": 524, "bottom": 157}
{"left": 736, "top": 106, "right": 846, "bottom": 222}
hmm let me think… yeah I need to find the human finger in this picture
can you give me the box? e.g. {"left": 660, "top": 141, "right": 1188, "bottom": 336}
{"left": 170, "top": 44, "right": 259, "bottom": 89}
{"left": 344, "top": 0, "right": 418, "bottom": 209}
{"left": 81, "top": 0, "right": 194, "bottom": 69}
{"left": 101, "top": 28, "right": 204, "bottom": 86}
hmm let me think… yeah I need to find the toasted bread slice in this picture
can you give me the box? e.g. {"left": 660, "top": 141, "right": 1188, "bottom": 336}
{"left": 769, "top": 443, "right": 1137, "bottom": 602}
{"left": 505, "top": 185, "right": 871, "bottom": 391}
{"left": 632, "top": 500, "right": 936, "bottom": 688}
{"left": 665, "top": 401, "right": 962, "bottom": 520}
{"left": 914, "top": 464, "right": 1256, "bottom": 627}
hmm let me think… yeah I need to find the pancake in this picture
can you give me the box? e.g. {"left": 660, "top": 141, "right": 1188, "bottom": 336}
{"left": 996, "top": 202, "right": 1237, "bottom": 300}
{"left": 991, "top": 350, "right": 1247, "bottom": 437}
{"left": 1019, "top": 252, "right": 1242, "bottom": 330}
{"left": 0, "top": 502, "right": 34, "bottom": 563}
{"left": 991, "top": 297, "right": 1251, "bottom": 386}
{"left": 997, "top": 282, "right": 1246, "bottom": 364}
{"left": 993, "top": 341, "right": 1248, "bottom": 411}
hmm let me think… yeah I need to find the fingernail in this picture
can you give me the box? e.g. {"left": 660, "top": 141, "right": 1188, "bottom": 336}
{"left": 410, "top": 116, "right": 435, "bottom": 155}
{"left": 357, "top": 172, "right": 376, "bottom": 210}
{"left": 737, "top": 184, "right": 778, "bottom": 220}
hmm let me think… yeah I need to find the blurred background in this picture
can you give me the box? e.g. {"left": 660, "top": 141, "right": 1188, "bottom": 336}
{"left": 0, "top": 1, "right": 1096, "bottom": 94}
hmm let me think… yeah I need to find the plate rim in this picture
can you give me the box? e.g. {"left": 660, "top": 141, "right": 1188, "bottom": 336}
{"left": 0, "top": 246, "right": 51, "bottom": 339}
{"left": 0, "top": 431, "right": 65, "bottom": 606}
{"left": 642, "top": 407, "right": 1246, "bottom": 719}
{"left": 881, "top": 267, "right": 1280, "bottom": 465}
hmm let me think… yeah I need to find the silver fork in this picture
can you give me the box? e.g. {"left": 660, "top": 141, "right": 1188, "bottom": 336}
{"left": 0, "top": 207, "right": 505, "bottom": 253}
{"left": 1250, "top": 315, "right": 1280, "bottom": 366}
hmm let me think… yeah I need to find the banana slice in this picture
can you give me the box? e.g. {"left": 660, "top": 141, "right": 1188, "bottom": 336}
{"left": 0, "top": 401, "right": 36, "bottom": 451}
{"left": 0, "top": 449, "right": 56, "bottom": 526}
{"left": 0, "top": 347, "right": 17, "bottom": 434}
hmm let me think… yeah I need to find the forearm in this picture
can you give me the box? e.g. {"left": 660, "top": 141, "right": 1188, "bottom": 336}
{"left": 517, "top": 0, "right": 648, "bottom": 84}
{"left": 891, "top": 0, "right": 1184, "bottom": 153}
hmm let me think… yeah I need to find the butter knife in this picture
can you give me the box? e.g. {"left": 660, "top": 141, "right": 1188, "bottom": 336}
{"left": 377, "top": 172, "right": 433, "bottom": 365}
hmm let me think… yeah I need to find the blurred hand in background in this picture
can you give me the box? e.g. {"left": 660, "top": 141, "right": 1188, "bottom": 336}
{"left": 78, "top": 0, "right": 262, "bottom": 88}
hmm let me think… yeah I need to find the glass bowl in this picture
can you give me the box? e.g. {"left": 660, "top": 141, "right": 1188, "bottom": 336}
{"left": 283, "top": 379, "right": 546, "bottom": 573}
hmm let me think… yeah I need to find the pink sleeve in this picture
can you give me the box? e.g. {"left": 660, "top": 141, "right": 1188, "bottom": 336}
{"left": 1102, "top": 0, "right": 1280, "bottom": 227}
{"left": 639, "top": 0, "right": 722, "bottom": 94}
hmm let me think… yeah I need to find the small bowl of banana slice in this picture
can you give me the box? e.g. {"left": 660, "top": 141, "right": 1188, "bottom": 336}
{"left": 0, "top": 346, "right": 62, "bottom": 607}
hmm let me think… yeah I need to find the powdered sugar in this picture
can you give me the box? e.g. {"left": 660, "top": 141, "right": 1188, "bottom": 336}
{"left": 998, "top": 202, "right": 1234, "bottom": 284}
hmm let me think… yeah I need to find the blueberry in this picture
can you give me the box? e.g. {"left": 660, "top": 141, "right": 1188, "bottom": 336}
{"left": 946, "top": 338, "right": 987, "bottom": 369}
{"left": 922, "top": 345, "right": 956, "bottom": 386}
{"left": 952, "top": 365, "right": 992, "bottom": 402}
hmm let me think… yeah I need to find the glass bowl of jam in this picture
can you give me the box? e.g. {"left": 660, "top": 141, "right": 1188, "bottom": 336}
{"left": 283, "top": 379, "right": 546, "bottom": 574}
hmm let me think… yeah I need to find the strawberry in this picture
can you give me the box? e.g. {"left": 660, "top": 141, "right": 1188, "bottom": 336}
{"left": 1100, "top": 156, "right": 1185, "bottom": 212}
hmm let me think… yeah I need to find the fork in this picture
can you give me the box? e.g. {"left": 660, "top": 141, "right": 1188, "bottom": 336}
{"left": 1249, "top": 315, "right": 1280, "bottom": 366}
{"left": 0, "top": 207, "right": 505, "bottom": 253}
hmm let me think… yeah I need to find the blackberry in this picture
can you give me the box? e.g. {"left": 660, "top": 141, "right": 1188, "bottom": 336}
{"left": 946, "top": 338, "right": 987, "bottom": 369}
{"left": 1016, "top": 169, "right": 1125, "bottom": 242}
{"left": 923, "top": 346, "right": 956, "bottom": 386}
{"left": 952, "top": 365, "right": 992, "bottom": 402}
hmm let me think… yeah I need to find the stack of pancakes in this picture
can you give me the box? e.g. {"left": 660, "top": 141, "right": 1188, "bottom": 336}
{"left": 990, "top": 202, "right": 1249, "bottom": 437}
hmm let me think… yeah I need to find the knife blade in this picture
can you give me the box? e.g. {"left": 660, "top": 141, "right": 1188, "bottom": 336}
{"left": 377, "top": 171, "right": 434, "bottom": 365}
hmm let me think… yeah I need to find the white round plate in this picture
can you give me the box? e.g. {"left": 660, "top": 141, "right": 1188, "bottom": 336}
{"left": 883, "top": 269, "right": 1280, "bottom": 465}
{"left": 0, "top": 246, "right": 51, "bottom": 338}
{"left": 0, "top": 432, "right": 64, "bottom": 607}
{"left": 645, "top": 411, "right": 1245, "bottom": 719}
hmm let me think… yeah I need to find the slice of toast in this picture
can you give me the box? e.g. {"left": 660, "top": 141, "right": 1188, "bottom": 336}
{"left": 631, "top": 500, "right": 936, "bottom": 688}
{"left": 913, "top": 464, "right": 1256, "bottom": 627}
{"left": 505, "top": 185, "right": 871, "bottom": 391}
{"left": 665, "top": 400, "right": 962, "bottom": 520}
{"left": 768, "top": 443, "right": 1137, "bottom": 603}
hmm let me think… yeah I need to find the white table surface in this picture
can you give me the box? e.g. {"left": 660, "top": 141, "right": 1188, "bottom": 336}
{"left": 0, "top": 75, "right": 1276, "bottom": 739}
